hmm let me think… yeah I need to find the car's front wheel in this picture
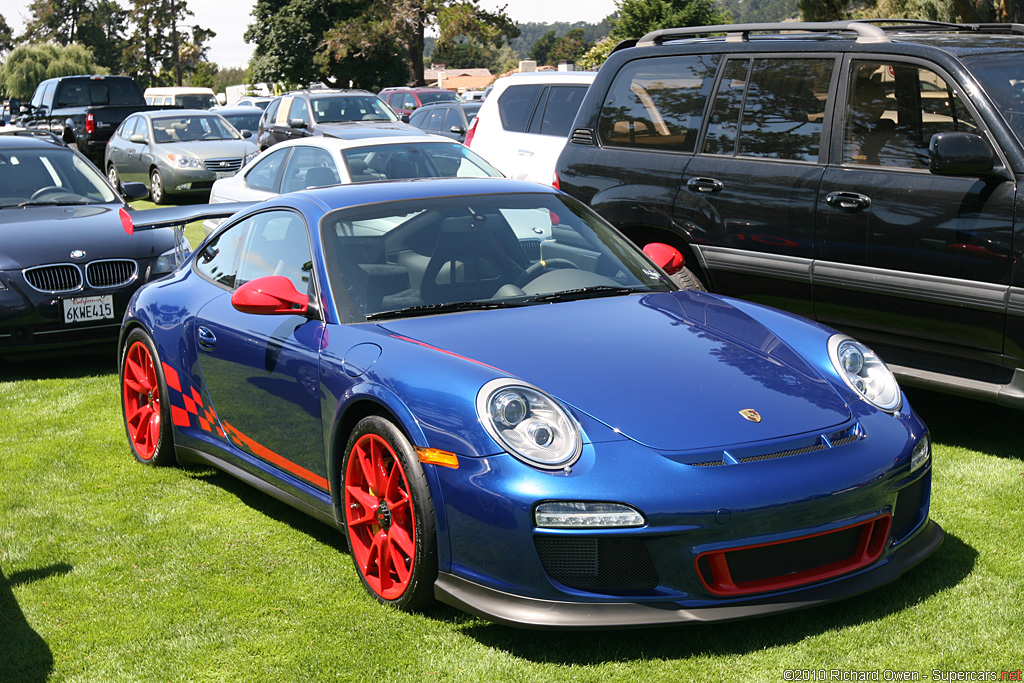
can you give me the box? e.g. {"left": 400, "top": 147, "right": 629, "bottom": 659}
{"left": 120, "top": 328, "right": 176, "bottom": 466}
{"left": 342, "top": 416, "right": 437, "bottom": 611}
{"left": 149, "top": 168, "right": 167, "bottom": 204}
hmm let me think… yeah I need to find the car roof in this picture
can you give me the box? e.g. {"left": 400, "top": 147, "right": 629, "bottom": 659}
{"left": 0, "top": 133, "right": 70, "bottom": 150}
{"left": 215, "top": 106, "right": 266, "bottom": 115}
{"left": 142, "top": 109, "right": 228, "bottom": 118}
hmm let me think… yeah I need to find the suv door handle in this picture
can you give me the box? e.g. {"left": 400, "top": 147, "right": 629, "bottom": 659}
{"left": 197, "top": 326, "right": 217, "bottom": 352}
{"left": 517, "top": 149, "right": 534, "bottom": 157}
{"left": 686, "top": 177, "right": 724, "bottom": 193}
{"left": 826, "top": 191, "right": 872, "bottom": 211}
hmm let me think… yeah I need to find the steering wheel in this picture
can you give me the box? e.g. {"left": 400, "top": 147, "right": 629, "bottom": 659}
{"left": 516, "top": 258, "right": 579, "bottom": 288}
{"left": 30, "top": 185, "right": 67, "bottom": 201}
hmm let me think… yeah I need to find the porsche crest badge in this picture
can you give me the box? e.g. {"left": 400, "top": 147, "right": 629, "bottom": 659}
{"left": 739, "top": 409, "right": 762, "bottom": 423}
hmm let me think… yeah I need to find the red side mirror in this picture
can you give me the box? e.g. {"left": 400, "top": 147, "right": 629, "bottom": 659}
{"left": 231, "top": 276, "right": 309, "bottom": 315}
{"left": 643, "top": 242, "right": 684, "bottom": 275}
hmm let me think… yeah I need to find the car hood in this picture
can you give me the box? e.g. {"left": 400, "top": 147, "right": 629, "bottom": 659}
{"left": 377, "top": 292, "right": 852, "bottom": 452}
{"left": 0, "top": 204, "right": 166, "bottom": 269}
{"left": 157, "top": 139, "right": 256, "bottom": 158}
{"left": 317, "top": 122, "right": 425, "bottom": 139}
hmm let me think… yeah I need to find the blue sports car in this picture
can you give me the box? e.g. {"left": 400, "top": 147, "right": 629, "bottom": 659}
{"left": 118, "top": 177, "right": 942, "bottom": 628}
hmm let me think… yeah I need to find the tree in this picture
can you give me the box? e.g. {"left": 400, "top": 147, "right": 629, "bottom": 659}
{"left": 577, "top": 35, "right": 617, "bottom": 70}
{"left": 0, "top": 14, "right": 13, "bottom": 55}
{"left": 430, "top": 1, "right": 518, "bottom": 74}
{"left": 20, "top": 0, "right": 128, "bottom": 73}
{"left": 0, "top": 42, "right": 105, "bottom": 99}
{"left": 548, "top": 28, "right": 592, "bottom": 65}
{"left": 530, "top": 30, "right": 557, "bottom": 64}
{"left": 123, "top": 0, "right": 215, "bottom": 88}
{"left": 611, "top": 0, "right": 733, "bottom": 41}
{"left": 796, "top": 0, "right": 849, "bottom": 20}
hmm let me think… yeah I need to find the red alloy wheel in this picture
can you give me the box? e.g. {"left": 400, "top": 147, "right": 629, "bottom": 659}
{"left": 344, "top": 433, "right": 417, "bottom": 601}
{"left": 122, "top": 340, "right": 162, "bottom": 461}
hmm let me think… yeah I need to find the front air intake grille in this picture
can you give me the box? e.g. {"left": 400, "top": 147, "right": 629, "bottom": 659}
{"left": 570, "top": 128, "right": 596, "bottom": 145}
{"left": 696, "top": 515, "right": 891, "bottom": 596}
{"left": 23, "top": 264, "right": 83, "bottom": 293}
{"left": 892, "top": 476, "right": 926, "bottom": 540}
{"left": 203, "top": 157, "right": 243, "bottom": 173}
{"left": 535, "top": 536, "right": 659, "bottom": 592}
{"left": 86, "top": 259, "right": 138, "bottom": 288}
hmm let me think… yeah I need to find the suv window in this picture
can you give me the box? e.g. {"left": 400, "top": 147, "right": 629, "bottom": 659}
{"left": 703, "top": 58, "right": 831, "bottom": 162}
{"left": 533, "top": 85, "right": 589, "bottom": 137}
{"left": 497, "top": 84, "right": 544, "bottom": 133}
{"left": 290, "top": 97, "right": 310, "bottom": 124}
{"left": 263, "top": 98, "right": 282, "bottom": 125}
{"left": 598, "top": 55, "right": 719, "bottom": 152}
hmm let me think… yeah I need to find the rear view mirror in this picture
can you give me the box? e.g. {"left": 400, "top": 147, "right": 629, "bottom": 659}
{"left": 929, "top": 132, "right": 995, "bottom": 176}
{"left": 129, "top": 134, "right": 147, "bottom": 144}
{"left": 231, "top": 276, "right": 309, "bottom": 315}
{"left": 288, "top": 118, "right": 307, "bottom": 129}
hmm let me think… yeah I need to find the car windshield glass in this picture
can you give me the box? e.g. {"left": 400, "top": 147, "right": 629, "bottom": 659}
{"left": 151, "top": 115, "right": 239, "bottom": 143}
{"left": 0, "top": 148, "right": 117, "bottom": 207}
{"left": 418, "top": 91, "right": 459, "bottom": 105}
{"left": 221, "top": 113, "right": 262, "bottom": 133}
{"left": 961, "top": 52, "right": 1024, "bottom": 145}
{"left": 312, "top": 96, "right": 399, "bottom": 123}
{"left": 342, "top": 142, "right": 502, "bottom": 181}
{"left": 177, "top": 94, "right": 217, "bottom": 109}
{"left": 320, "top": 192, "right": 673, "bottom": 322}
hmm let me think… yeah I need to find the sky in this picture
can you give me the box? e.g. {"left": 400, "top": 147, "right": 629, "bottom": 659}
{"left": 4, "top": 0, "right": 621, "bottom": 68}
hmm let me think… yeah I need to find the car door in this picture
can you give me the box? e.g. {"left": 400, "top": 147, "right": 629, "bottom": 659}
{"left": 678, "top": 55, "right": 836, "bottom": 320}
{"left": 815, "top": 57, "right": 1015, "bottom": 375}
{"left": 122, "top": 116, "right": 149, "bottom": 183}
{"left": 191, "top": 208, "right": 328, "bottom": 494}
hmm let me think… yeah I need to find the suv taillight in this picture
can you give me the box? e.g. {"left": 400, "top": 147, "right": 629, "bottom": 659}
{"left": 552, "top": 171, "right": 560, "bottom": 190}
{"left": 85, "top": 112, "right": 96, "bottom": 135}
{"left": 464, "top": 116, "right": 479, "bottom": 147}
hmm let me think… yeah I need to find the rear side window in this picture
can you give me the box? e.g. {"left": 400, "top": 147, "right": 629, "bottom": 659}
{"left": 703, "top": 58, "right": 832, "bottom": 162}
{"left": 533, "top": 85, "right": 589, "bottom": 137}
{"left": 244, "top": 148, "right": 289, "bottom": 192}
{"left": 598, "top": 55, "right": 719, "bottom": 152}
{"left": 497, "top": 84, "right": 544, "bottom": 132}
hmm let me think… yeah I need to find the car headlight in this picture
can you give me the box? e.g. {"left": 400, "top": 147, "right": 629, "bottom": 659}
{"left": 911, "top": 432, "right": 930, "bottom": 472}
{"left": 828, "top": 335, "right": 901, "bottom": 412}
{"left": 166, "top": 153, "right": 203, "bottom": 169}
{"left": 152, "top": 234, "right": 192, "bottom": 276}
{"left": 476, "top": 378, "right": 582, "bottom": 469}
{"left": 243, "top": 150, "right": 259, "bottom": 166}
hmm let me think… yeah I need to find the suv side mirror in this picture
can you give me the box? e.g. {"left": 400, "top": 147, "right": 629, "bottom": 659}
{"left": 288, "top": 118, "right": 307, "bottom": 129}
{"left": 929, "top": 132, "right": 995, "bottom": 176}
{"left": 401, "top": 114, "right": 410, "bottom": 123}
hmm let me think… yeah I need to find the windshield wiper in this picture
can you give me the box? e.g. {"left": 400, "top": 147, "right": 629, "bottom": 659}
{"left": 520, "top": 285, "right": 643, "bottom": 304}
{"left": 13, "top": 200, "right": 95, "bottom": 208}
{"left": 366, "top": 299, "right": 528, "bottom": 321}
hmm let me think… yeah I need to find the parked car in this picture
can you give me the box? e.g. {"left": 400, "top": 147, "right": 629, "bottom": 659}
{"left": 378, "top": 86, "right": 461, "bottom": 118}
{"left": 233, "top": 96, "right": 275, "bottom": 110}
{"left": 467, "top": 70, "right": 596, "bottom": 184}
{"left": 203, "top": 135, "right": 502, "bottom": 234}
{"left": 118, "top": 176, "right": 940, "bottom": 628}
{"left": 408, "top": 101, "right": 482, "bottom": 143}
{"left": 257, "top": 90, "right": 421, "bottom": 151}
{"left": 105, "top": 110, "right": 258, "bottom": 204}
{"left": 0, "top": 131, "right": 178, "bottom": 356}
{"left": 461, "top": 90, "right": 487, "bottom": 102}
{"left": 17, "top": 75, "right": 162, "bottom": 166}
{"left": 214, "top": 106, "right": 264, "bottom": 138}
{"left": 144, "top": 87, "right": 218, "bottom": 109}
{"left": 555, "top": 19, "right": 1024, "bottom": 409}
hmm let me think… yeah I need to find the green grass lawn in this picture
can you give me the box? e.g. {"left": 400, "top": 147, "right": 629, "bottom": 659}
{"left": 1, "top": 354, "right": 1021, "bottom": 682}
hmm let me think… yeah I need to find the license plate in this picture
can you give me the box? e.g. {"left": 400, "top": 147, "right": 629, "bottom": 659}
{"left": 215, "top": 170, "right": 235, "bottom": 179}
{"left": 63, "top": 295, "right": 114, "bottom": 324}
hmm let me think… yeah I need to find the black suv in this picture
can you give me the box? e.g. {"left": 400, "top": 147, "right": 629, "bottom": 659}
{"left": 257, "top": 89, "right": 420, "bottom": 150}
{"left": 556, "top": 19, "right": 1024, "bottom": 408}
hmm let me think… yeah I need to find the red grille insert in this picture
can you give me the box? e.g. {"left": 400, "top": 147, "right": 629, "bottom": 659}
{"left": 695, "top": 515, "right": 891, "bottom": 596}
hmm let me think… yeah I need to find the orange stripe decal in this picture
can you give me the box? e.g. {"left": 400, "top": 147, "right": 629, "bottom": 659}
{"left": 222, "top": 421, "right": 331, "bottom": 492}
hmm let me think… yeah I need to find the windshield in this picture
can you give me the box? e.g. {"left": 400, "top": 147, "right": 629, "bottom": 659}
{"left": 177, "top": 94, "right": 217, "bottom": 109}
{"left": 320, "top": 192, "right": 673, "bottom": 322}
{"left": 962, "top": 52, "right": 1024, "bottom": 144}
{"left": 312, "top": 96, "right": 399, "bottom": 123}
{"left": 152, "top": 115, "right": 240, "bottom": 142}
{"left": 342, "top": 142, "right": 502, "bottom": 181}
{"left": 0, "top": 147, "right": 118, "bottom": 207}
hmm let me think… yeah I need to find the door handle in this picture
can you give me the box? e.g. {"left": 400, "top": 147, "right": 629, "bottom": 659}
{"left": 686, "top": 177, "right": 724, "bottom": 193}
{"left": 825, "top": 191, "right": 872, "bottom": 211}
{"left": 197, "top": 326, "right": 216, "bottom": 352}
{"left": 517, "top": 149, "right": 535, "bottom": 157}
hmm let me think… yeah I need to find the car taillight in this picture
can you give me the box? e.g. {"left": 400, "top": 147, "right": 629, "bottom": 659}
{"left": 552, "top": 171, "right": 560, "bottom": 190}
{"left": 85, "top": 113, "right": 96, "bottom": 135}
{"left": 464, "top": 116, "right": 479, "bottom": 147}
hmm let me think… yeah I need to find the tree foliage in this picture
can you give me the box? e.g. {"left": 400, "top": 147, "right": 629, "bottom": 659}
{"left": 20, "top": 0, "right": 128, "bottom": 73}
{"left": 611, "top": 0, "right": 733, "bottom": 41}
{"left": 0, "top": 14, "right": 13, "bottom": 55}
{"left": 123, "top": 0, "right": 215, "bottom": 88}
{"left": 0, "top": 42, "right": 105, "bottom": 99}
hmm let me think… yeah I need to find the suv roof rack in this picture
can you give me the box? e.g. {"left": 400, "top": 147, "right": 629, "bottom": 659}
{"left": 634, "top": 19, "right": 1024, "bottom": 48}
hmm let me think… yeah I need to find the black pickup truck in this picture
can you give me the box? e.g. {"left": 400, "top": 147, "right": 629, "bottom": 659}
{"left": 18, "top": 75, "right": 161, "bottom": 166}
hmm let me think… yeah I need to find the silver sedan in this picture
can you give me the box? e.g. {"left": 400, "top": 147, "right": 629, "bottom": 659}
{"left": 105, "top": 110, "right": 258, "bottom": 204}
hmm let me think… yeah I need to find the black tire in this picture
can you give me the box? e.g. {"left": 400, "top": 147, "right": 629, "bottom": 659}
{"left": 119, "top": 328, "right": 176, "bottom": 466}
{"left": 341, "top": 416, "right": 437, "bottom": 611}
{"left": 671, "top": 265, "right": 707, "bottom": 292}
{"left": 107, "top": 163, "right": 120, "bottom": 189}
{"left": 149, "top": 168, "right": 167, "bottom": 205}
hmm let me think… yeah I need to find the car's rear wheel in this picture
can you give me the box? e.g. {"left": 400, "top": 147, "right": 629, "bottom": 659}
{"left": 149, "top": 168, "right": 167, "bottom": 204}
{"left": 120, "top": 328, "right": 176, "bottom": 466}
{"left": 342, "top": 416, "right": 437, "bottom": 611}
{"left": 107, "top": 163, "right": 120, "bottom": 189}
{"left": 672, "top": 265, "right": 707, "bottom": 292}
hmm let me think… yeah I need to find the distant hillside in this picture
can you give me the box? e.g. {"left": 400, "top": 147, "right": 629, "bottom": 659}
{"left": 509, "top": 18, "right": 616, "bottom": 57}
{"left": 718, "top": 0, "right": 800, "bottom": 23}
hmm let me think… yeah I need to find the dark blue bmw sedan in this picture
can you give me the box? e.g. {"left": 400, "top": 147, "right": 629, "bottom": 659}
{"left": 118, "top": 177, "right": 942, "bottom": 628}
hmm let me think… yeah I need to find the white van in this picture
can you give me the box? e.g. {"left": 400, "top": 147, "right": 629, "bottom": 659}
{"left": 144, "top": 87, "right": 218, "bottom": 109}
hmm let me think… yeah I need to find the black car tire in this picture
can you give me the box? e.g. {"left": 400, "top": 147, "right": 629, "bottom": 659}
{"left": 672, "top": 265, "right": 707, "bottom": 292}
{"left": 342, "top": 415, "right": 437, "bottom": 612}
{"left": 150, "top": 168, "right": 167, "bottom": 204}
{"left": 120, "top": 328, "right": 177, "bottom": 467}
{"left": 107, "top": 163, "right": 120, "bottom": 189}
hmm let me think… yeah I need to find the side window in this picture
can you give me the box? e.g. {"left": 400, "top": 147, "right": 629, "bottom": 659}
{"left": 263, "top": 98, "right": 281, "bottom": 126}
{"left": 497, "top": 84, "right": 543, "bottom": 133}
{"left": 408, "top": 109, "right": 429, "bottom": 128}
{"left": 290, "top": 97, "right": 310, "bottom": 123}
{"left": 236, "top": 211, "right": 313, "bottom": 293}
{"left": 119, "top": 116, "right": 139, "bottom": 139}
{"left": 40, "top": 81, "right": 57, "bottom": 108}
{"left": 843, "top": 60, "right": 978, "bottom": 169}
{"left": 534, "top": 85, "right": 589, "bottom": 137}
{"left": 244, "top": 148, "right": 289, "bottom": 192}
{"left": 195, "top": 219, "right": 247, "bottom": 288}
{"left": 704, "top": 58, "right": 832, "bottom": 162}
{"left": 426, "top": 108, "right": 447, "bottom": 130}
{"left": 401, "top": 94, "right": 418, "bottom": 110}
{"left": 280, "top": 146, "right": 339, "bottom": 193}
